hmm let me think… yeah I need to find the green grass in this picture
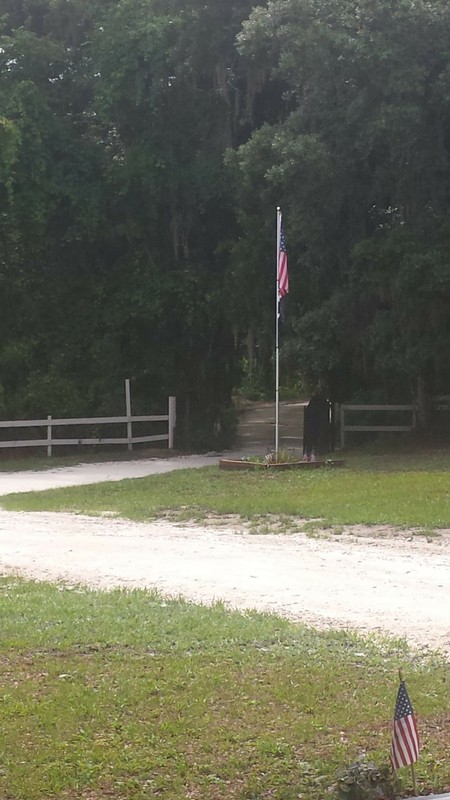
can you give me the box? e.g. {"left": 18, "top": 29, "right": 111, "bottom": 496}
{"left": 2, "top": 448, "right": 450, "bottom": 528}
{"left": 0, "top": 578, "right": 448, "bottom": 800}
{"left": 1, "top": 447, "right": 449, "bottom": 798}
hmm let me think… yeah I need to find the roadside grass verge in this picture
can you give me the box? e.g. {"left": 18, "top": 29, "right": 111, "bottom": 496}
{"left": 2, "top": 451, "right": 450, "bottom": 529}
{"left": 0, "top": 578, "right": 448, "bottom": 800}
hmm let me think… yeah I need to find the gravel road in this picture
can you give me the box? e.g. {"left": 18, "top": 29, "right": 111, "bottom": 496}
{"left": 0, "top": 399, "right": 449, "bottom": 655}
{"left": 0, "top": 503, "right": 449, "bottom": 654}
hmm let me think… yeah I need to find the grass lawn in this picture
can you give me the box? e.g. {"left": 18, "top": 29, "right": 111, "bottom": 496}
{"left": 0, "top": 578, "right": 449, "bottom": 800}
{"left": 1, "top": 445, "right": 449, "bottom": 798}
{"left": 2, "top": 447, "right": 450, "bottom": 529}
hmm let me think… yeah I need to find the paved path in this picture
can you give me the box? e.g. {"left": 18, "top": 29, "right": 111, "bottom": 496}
{"left": 0, "top": 453, "right": 220, "bottom": 496}
{"left": 413, "top": 796, "right": 450, "bottom": 800}
{"left": 234, "top": 400, "right": 305, "bottom": 454}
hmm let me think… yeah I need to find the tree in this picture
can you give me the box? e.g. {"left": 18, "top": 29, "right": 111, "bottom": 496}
{"left": 0, "top": 0, "right": 256, "bottom": 445}
{"left": 230, "top": 0, "right": 450, "bottom": 417}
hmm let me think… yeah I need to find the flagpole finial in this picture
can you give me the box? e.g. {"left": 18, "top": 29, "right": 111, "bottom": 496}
{"left": 277, "top": 206, "right": 281, "bottom": 212}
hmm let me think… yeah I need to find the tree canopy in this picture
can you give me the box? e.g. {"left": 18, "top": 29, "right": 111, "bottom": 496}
{"left": 1, "top": 0, "right": 450, "bottom": 443}
{"left": 233, "top": 0, "right": 450, "bottom": 410}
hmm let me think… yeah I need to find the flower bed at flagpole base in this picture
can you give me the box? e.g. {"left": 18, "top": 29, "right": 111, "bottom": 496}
{"left": 218, "top": 458, "right": 345, "bottom": 471}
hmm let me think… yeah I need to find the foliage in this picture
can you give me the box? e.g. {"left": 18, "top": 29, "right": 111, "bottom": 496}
{"left": 242, "top": 448, "right": 299, "bottom": 463}
{"left": 232, "top": 0, "right": 450, "bottom": 413}
{"left": 0, "top": 0, "right": 251, "bottom": 446}
{"left": 336, "top": 759, "right": 397, "bottom": 800}
{"left": 2, "top": 0, "right": 450, "bottom": 438}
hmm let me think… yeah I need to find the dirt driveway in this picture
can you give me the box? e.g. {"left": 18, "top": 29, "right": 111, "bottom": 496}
{"left": 0, "top": 511, "right": 449, "bottom": 653}
{"left": 233, "top": 400, "right": 305, "bottom": 453}
{"left": 0, "top": 401, "right": 449, "bottom": 655}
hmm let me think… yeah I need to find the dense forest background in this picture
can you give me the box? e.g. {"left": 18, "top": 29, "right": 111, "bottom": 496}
{"left": 2, "top": 0, "right": 450, "bottom": 447}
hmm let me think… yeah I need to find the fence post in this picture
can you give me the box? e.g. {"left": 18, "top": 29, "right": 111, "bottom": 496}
{"left": 47, "top": 415, "right": 52, "bottom": 457}
{"left": 331, "top": 403, "right": 338, "bottom": 452}
{"left": 340, "top": 405, "right": 346, "bottom": 449}
{"left": 168, "top": 396, "right": 176, "bottom": 449}
{"left": 125, "top": 378, "right": 132, "bottom": 451}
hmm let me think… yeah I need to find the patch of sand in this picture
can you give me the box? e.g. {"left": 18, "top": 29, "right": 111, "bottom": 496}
{"left": 0, "top": 509, "right": 449, "bottom": 654}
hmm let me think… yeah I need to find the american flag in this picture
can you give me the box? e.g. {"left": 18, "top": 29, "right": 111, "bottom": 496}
{"left": 278, "top": 220, "right": 289, "bottom": 298}
{"left": 390, "top": 680, "right": 420, "bottom": 770}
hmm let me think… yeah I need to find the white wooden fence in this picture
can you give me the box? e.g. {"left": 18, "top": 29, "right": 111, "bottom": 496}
{"left": 0, "top": 380, "right": 176, "bottom": 456}
{"left": 339, "top": 404, "right": 417, "bottom": 448}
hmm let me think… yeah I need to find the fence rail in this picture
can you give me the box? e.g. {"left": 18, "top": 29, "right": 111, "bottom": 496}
{"left": 339, "top": 404, "right": 416, "bottom": 448}
{"left": 0, "top": 381, "right": 176, "bottom": 456}
{"left": 433, "top": 395, "right": 450, "bottom": 411}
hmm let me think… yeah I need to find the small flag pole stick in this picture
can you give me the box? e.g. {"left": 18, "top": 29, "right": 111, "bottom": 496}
{"left": 397, "top": 668, "right": 417, "bottom": 796}
{"left": 275, "top": 207, "right": 282, "bottom": 455}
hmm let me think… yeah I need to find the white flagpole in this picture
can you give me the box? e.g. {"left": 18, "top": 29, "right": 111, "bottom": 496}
{"left": 275, "top": 206, "right": 282, "bottom": 454}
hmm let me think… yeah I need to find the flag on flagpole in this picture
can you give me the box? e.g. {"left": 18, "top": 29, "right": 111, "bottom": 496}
{"left": 278, "top": 219, "right": 289, "bottom": 298}
{"left": 390, "top": 680, "right": 420, "bottom": 770}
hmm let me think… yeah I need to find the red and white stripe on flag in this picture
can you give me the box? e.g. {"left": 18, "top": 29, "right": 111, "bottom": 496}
{"left": 278, "top": 222, "right": 289, "bottom": 298}
{"left": 390, "top": 681, "right": 420, "bottom": 770}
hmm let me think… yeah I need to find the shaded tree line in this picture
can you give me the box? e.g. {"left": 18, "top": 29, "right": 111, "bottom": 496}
{"left": 1, "top": 0, "right": 450, "bottom": 445}
{"left": 233, "top": 0, "right": 450, "bottom": 424}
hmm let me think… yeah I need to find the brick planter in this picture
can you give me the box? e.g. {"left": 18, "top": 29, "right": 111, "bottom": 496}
{"left": 219, "top": 458, "right": 344, "bottom": 471}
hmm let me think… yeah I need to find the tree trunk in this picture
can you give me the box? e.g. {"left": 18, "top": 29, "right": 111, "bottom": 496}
{"left": 416, "top": 374, "right": 431, "bottom": 430}
{"left": 245, "top": 329, "right": 255, "bottom": 376}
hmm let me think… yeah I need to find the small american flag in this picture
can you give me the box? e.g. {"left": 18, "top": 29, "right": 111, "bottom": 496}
{"left": 278, "top": 220, "right": 289, "bottom": 298}
{"left": 390, "top": 680, "right": 420, "bottom": 770}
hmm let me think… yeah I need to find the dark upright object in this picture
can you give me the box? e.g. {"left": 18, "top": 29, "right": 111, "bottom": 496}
{"left": 303, "top": 396, "right": 331, "bottom": 460}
